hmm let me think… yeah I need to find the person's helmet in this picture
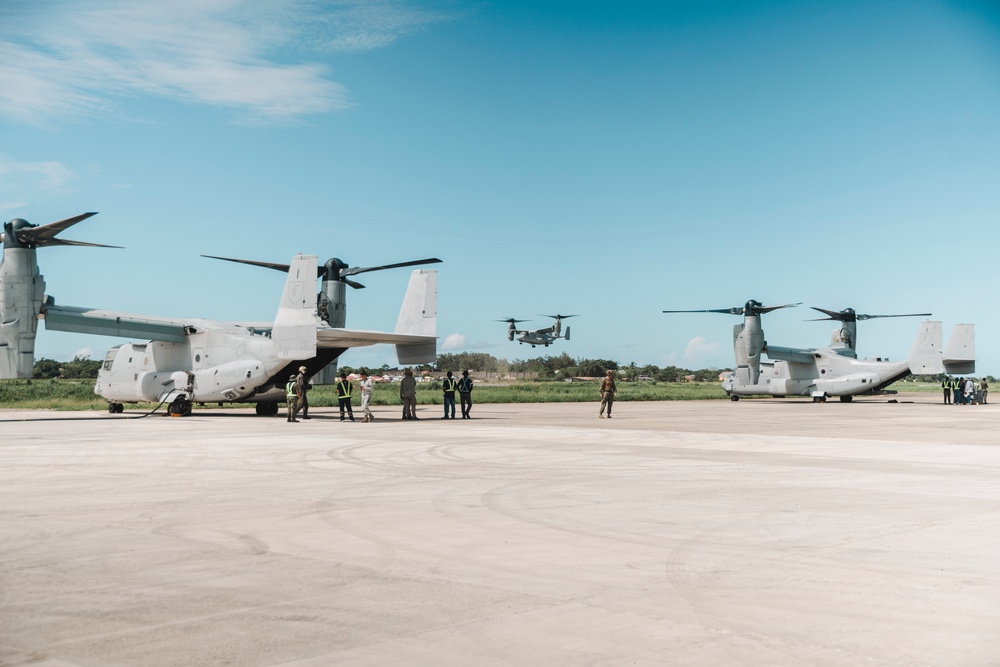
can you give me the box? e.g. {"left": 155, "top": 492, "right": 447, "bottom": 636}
{"left": 289, "top": 374, "right": 297, "bottom": 380}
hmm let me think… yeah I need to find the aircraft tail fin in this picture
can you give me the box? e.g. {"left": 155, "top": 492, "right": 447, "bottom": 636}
{"left": 394, "top": 269, "right": 437, "bottom": 364}
{"left": 943, "top": 323, "right": 975, "bottom": 375}
{"left": 907, "top": 320, "right": 943, "bottom": 375}
{"left": 272, "top": 254, "right": 318, "bottom": 360}
{"left": 565, "top": 326, "right": 571, "bottom": 342}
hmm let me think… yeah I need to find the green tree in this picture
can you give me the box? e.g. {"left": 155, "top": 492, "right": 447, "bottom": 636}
{"left": 33, "top": 358, "right": 62, "bottom": 379}
{"left": 60, "top": 356, "right": 102, "bottom": 379}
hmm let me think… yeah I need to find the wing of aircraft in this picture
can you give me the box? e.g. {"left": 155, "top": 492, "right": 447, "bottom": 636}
{"left": 43, "top": 304, "right": 435, "bottom": 349}
{"left": 43, "top": 302, "right": 191, "bottom": 342}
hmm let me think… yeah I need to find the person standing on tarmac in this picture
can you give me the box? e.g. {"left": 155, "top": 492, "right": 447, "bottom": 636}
{"left": 400, "top": 369, "right": 417, "bottom": 419}
{"left": 942, "top": 376, "right": 951, "bottom": 404}
{"left": 442, "top": 371, "right": 457, "bottom": 419}
{"left": 336, "top": 372, "right": 355, "bottom": 421}
{"left": 296, "top": 366, "right": 312, "bottom": 419}
{"left": 359, "top": 370, "right": 374, "bottom": 422}
{"left": 458, "top": 370, "right": 474, "bottom": 419}
{"left": 286, "top": 373, "right": 301, "bottom": 422}
{"left": 952, "top": 377, "right": 962, "bottom": 405}
{"left": 599, "top": 370, "right": 617, "bottom": 418}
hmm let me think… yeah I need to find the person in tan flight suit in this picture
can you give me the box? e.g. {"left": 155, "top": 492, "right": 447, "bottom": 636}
{"left": 599, "top": 370, "right": 617, "bottom": 418}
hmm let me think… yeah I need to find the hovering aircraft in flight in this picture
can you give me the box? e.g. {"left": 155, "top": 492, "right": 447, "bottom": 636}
{"left": 1, "top": 212, "right": 438, "bottom": 416}
{"left": 664, "top": 300, "right": 974, "bottom": 402}
{"left": 499, "top": 314, "right": 576, "bottom": 347}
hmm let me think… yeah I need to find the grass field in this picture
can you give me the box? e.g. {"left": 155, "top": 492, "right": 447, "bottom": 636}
{"left": 0, "top": 378, "right": 948, "bottom": 412}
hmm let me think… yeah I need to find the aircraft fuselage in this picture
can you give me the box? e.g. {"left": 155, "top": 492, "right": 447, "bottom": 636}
{"left": 95, "top": 324, "right": 284, "bottom": 404}
{"left": 725, "top": 350, "right": 910, "bottom": 398}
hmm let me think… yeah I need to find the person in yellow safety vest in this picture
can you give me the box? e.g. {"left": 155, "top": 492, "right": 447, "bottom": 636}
{"left": 951, "top": 377, "right": 961, "bottom": 405}
{"left": 286, "top": 373, "right": 301, "bottom": 422}
{"left": 336, "top": 371, "right": 355, "bottom": 422}
{"left": 441, "top": 370, "right": 457, "bottom": 419}
{"left": 942, "top": 377, "right": 951, "bottom": 404}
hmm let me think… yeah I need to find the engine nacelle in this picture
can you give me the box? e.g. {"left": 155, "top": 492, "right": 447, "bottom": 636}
{"left": 189, "top": 359, "right": 269, "bottom": 402}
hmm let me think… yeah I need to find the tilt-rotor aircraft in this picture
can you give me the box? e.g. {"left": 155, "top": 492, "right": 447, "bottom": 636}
{"left": 1, "top": 212, "right": 438, "bottom": 416}
{"left": 499, "top": 314, "right": 576, "bottom": 347}
{"left": 664, "top": 300, "right": 975, "bottom": 402}
{"left": 202, "top": 253, "right": 441, "bottom": 384}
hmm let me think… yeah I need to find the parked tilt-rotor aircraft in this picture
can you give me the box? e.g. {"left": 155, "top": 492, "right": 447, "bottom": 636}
{"left": 1, "top": 212, "right": 120, "bottom": 378}
{"left": 664, "top": 300, "right": 975, "bottom": 402}
{"left": 1, "top": 212, "right": 437, "bottom": 415}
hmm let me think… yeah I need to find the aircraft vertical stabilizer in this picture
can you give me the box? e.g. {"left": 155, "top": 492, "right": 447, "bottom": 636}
{"left": 943, "top": 323, "right": 975, "bottom": 375}
{"left": 907, "top": 320, "right": 943, "bottom": 375}
{"left": 272, "top": 254, "right": 318, "bottom": 360}
{"left": 394, "top": 269, "right": 436, "bottom": 364}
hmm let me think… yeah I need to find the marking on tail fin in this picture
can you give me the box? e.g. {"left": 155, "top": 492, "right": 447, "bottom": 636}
{"left": 907, "top": 320, "right": 942, "bottom": 375}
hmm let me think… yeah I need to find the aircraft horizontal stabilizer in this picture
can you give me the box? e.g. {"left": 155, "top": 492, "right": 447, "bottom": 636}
{"left": 943, "top": 323, "right": 975, "bottom": 375}
{"left": 316, "top": 329, "right": 436, "bottom": 347}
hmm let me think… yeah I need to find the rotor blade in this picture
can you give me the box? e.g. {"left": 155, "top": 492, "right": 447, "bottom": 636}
{"left": 542, "top": 314, "right": 578, "bottom": 319}
{"left": 344, "top": 278, "right": 366, "bottom": 289}
{"left": 202, "top": 255, "right": 299, "bottom": 274}
{"left": 40, "top": 238, "right": 123, "bottom": 249}
{"left": 809, "top": 307, "right": 932, "bottom": 322}
{"left": 662, "top": 308, "right": 743, "bottom": 315}
{"left": 15, "top": 212, "right": 98, "bottom": 245}
{"left": 340, "top": 257, "right": 442, "bottom": 277}
{"left": 14, "top": 212, "right": 113, "bottom": 248}
{"left": 809, "top": 307, "right": 849, "bottom": 321}
{"left": 755, "top": 302, "right": 801, "bottom": 315}
{"left": 856, "top": 313, "right": 932, "bottom": 320}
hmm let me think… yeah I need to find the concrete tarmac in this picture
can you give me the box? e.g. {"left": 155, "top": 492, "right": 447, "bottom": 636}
{"left": 2, "top": 394, "right": 999, "bottom": 666}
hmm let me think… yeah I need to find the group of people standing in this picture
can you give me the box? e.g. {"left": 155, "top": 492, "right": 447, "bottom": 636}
{"left": 287, "top": 368, "right": 475, "bottom": 422}
{"left": 400, "top": 369, "right": 474, "bottom": 420}
{"left": 286, "top": 368, "right": 375, "bottom": 422}
{"left": 942, "top": 376, "right": 988, "bottom": 405}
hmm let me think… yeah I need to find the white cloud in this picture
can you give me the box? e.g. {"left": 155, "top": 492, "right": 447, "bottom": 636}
{"left": 0, "top": 155, "right": 79, "bottom": 206}
{"left": 441, "top": 333, "right": 467, "bottom": 350}
{"left": 661, "top": 336, "right": 722, "bottom": 367}
{"left": 0, "top": 0, "right": 451, "bottom": 125}
{"left": 682, "top": 336, "right": 720, "bottom": 362}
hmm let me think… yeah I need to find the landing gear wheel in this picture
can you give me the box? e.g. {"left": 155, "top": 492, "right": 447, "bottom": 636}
{"left": 729, "top": 395, "right": 739, "bottom": 401}
{"left": 839, "top": 395, "right": 853, "bottom": 403}
{"left": 108, "top": 403, "right": 124, "bottom": 413}
{"left": 813, "top": 396, "right": 827, "bottom": 403}
{"left": 168, "top": 397, "right": 192, "bottom": 417}
{"left": 255, "top": 403, "right": 279, "bottom": 417}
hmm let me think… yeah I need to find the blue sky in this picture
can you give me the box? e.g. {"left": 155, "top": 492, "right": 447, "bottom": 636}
{"left": 2, "top": 0, "right": 999, "bottom": 374}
